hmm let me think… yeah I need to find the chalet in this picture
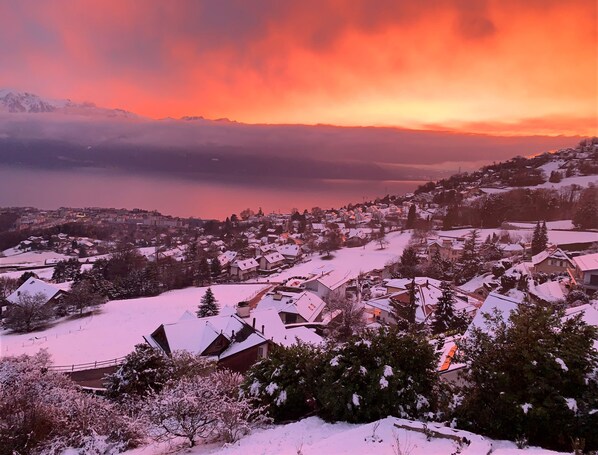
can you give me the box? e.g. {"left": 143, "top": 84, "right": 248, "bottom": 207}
{"left": 572, "top": 252, "right": 598, "bottom": 292}
{"left": 259, "top": 252, "right": 286, "bottom": 272}
{"left": 145, "top": 308, "right": 322, "bottom": 372}
{"left": 145, "top": 312, "right": 269, "bottom": 373}
{"left": 303, "top": 269, "right": 351, "bottom": 299}
{"left": 275, "top": 244, "right": 303, "bottom": 263}
{"left": 230, "top": 258, "right": 259, "bottom": 281}
{"left": 255, "top": 290, "right": 326, "bottom": 324}
{"left": 427, "top": 237, "right": 464, "bottom": 261}
{"left": 217, "top": 251, "right": 238, "bottom": 268}
{"left": 6, "top": 278, "right": 68, "bottom": 308}
{"left": 530, "top": 247, "right": 574, "bottom": 275}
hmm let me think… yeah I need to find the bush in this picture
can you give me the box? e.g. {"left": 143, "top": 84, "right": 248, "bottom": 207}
{"left": 317, "top": 328, "right": 439, "bottom": 423}
{"left": 105, "top": 345, "right": 214, "bottom": 401}
{"left": 0, "top": 351, "right": 141, "bottom": 455}
{"left": 455, "top": 303, "right": 598, "bottom": 452}
{"left": 243, "top": 342, "right": 324, "bottom": 422}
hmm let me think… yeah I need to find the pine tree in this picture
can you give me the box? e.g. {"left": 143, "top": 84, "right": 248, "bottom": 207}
{"left": 398, "top": 246, "right": 419, "bottom": 278}
{"left": 406, "top": 204, "right": 417, "bottom": 229}
{"left": 390, "top": 278, "right": 418, "bottom": 328}
{"left": 210, "top": 257, "right": 222, "bottom": 279}
{"left": 197, "top": 288, "right": 219, "bottom": 318}
{"left": 432, "top": 281, "right": 456, "bottom": 334}
{"left": 197, "top": 257, "right": 211, "bottom": 285}
{"left": 456, "top": 229, "right": 480, "bottom": 283}
{"left": 532, "top": 221, "right": 546, "bottom": 255}
{"left": 539, "top": 221, "right": 548, "bottom": 251}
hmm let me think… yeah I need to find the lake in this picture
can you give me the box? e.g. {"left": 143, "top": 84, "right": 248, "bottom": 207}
{"left": 0, "top": 166, "right": 423, "bottom": 219}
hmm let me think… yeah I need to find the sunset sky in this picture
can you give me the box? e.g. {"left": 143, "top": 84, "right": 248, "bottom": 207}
{"left": 1, "top": 0, "right": 596, "bottom": 136}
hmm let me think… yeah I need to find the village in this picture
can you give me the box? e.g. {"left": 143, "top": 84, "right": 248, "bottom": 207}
{"left": 1, "top": 139, "right": 597, "bottom": 455}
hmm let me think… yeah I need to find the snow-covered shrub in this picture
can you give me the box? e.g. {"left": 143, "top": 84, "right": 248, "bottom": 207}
{"left": 143, "top": 375, "right": 220, "bottom": 447}
{"left": 455, "top": 303, "right": 598, "bottom": 452}
{"left": 242, "top": 342, "right": 324, "bottom": 422}
{"left": 105, "top": 344, "right": 215, "bottom": 401}
{"left": 566, "top": 289, "right": 590, "bottom": 307}
{"left": 0, "top": 351, "right": 141, "bottom": 455}
{"left": 317, "top": 327, "right": 439, "bottom": 423}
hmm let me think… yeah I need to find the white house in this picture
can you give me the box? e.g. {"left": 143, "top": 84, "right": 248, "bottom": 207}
{"left": 572, "top": 252, "right": 598, "bottom": 292}
{"left": 230, "top": 258, "right": 259, "bottom": 281}
{"left": 259, "top": 252, "right": 286, "bottom": 272}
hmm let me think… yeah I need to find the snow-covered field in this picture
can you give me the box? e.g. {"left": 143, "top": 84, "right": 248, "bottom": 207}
{"left": 0, "top": 250, "right": 72, "bottom": 267}
{"left": 262, "top": 231, "right": 411, "bottom": 283}
{"left": 126, "top": 416, "right": 564, "bottom": 455}
{"left": 444, "top": 227, "right": 598, "bottom": 246}
{"left": 0, "top": 284, "right": 268, "bottom": 365}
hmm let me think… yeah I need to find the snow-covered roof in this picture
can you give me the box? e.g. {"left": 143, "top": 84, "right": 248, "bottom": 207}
{"left": 573, "top": 252, "right": 598, "bottom": 272}
{"left": 530, "top": 280, "right": 566, "bottom": 303}
{"left": 465, "top": 292, "right": 523, "bottom": 336}
{"left": 7, "top": 278, "right": 64, "bottom": 304}
{"left": 249, "top": 308, "right": 323, "bottom": 347}
{"left": 531, "top": 247, "right": 572, "bottom": 266}
{"left": 256, "top": 290, "right": 326, "bottom": 322}
{"left": 218, "top": 251, "right": 238, "bottom": 266}
{"left": 262, "top": 251, "right": 285, "bottom": 264}
{"left": 233, "top": 258, "right": 259, "bottom": 271}
{"left": 306, "top": 269, "right": 351, "bottom": 291}
{"left": 276, "top": 244, "right": 302, "bottom": 258}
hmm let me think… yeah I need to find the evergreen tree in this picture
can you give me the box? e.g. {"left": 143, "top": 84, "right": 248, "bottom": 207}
{"left": 456, "top": 230, "right": 480, "bottom": 283}
{"left": 390, "top": 278, "right": 418, "bottom": 328}
{"left": 210, "top": 257, "right": 222, "bottom": 279}
{"left": 197, "top": 288, "right": 219, "bottom": 318}
{"left": 531, "top": 221, "right": 549, "bottom": 255}
{"left": 455, "top": 302, "right": 598, "bottom": 452}
{"left": 398, "top": 246, "right": 419, "bottom": 278}
{"left": 573, "top": 186, "right": 598, "bottom": 229}
{"left": 406, "top": 204, "right": 417, "bottom": 229}
{"left": 432, "top": 281, "right": 456, "bottom": 334}
{"left": 197, "top": 257, "right": 211, "bottom": 285}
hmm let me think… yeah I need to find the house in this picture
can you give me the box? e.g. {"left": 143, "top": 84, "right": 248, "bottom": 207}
{"left": 230, "top": 258, "right": 259, "bottom": 281}
{"left": 258, "top": 252, "right": 286, "bottom": 272}
{"left": 217, "top": 251, "right": 238, "bottom": 268}
{"left": 530, "top": 247, "right": 574, "bottom": 274}
{"left": 364, "top": 277, "right": 481, "bottom": 326}
{"left": 427, "top": 237, "right": 464, "bottom": 261}
{"left": 572, "top": 252, "right": 598, "bottom": 292}
{"left": 144, "top": 312, "right": 269, "bottom": 373}
{"left": 275, "top": 244, "right": 303, "bottom": 263}
{"left": 6, "top": 278, "right": 68, "bottom": 308}
{"left": 145, "top": 308, "right": 322, "bottom": 373}
{"left": 303, "top": 269, "right": 351, "bottom": 299}
{"left": 255, "top": 289, "right": 326, "bottom": 324}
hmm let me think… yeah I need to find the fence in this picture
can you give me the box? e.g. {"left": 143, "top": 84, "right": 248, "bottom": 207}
{"left": 49, "top": 356, "right": 127, "bottom": 373}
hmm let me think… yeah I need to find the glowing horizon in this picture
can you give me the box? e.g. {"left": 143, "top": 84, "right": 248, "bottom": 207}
{"left": 1, "top": 0, "right": 596, "bottom": 136}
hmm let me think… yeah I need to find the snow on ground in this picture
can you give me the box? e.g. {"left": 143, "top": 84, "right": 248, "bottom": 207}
{"left": 126, "top": 416, "right": 564, "bottom": 455}
{"left": 262, "top": 231, "right": 411, "bottom": 283}
{"left": 0, "top": 266, "right": 55, "bottom": 280}
{"left": 507, "top": 220, "right": 575, "bottom": 230}
{"left": 443, "top": 227, "right": 598, "bottom": 247}
{"left": 0, "top": 250, "right": 72, "bottom": 267}
{"left": 0, "top": 284, "right": 267, "bottom": 365}
{"left": 533, "top": 174, "right": 598, "bottom": 190}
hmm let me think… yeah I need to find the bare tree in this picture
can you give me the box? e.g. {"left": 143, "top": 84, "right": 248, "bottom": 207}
{"left": 0, "top": 276, "right": 18, "bottom": 299}
{"left": 4, "top": 292, "right": 53, "bottom": 332}
{"left": 325, "top": 291, "right": 366, "bottom": 342}
{"left": 144, "top": 376, "right": 219, "bottom": 447}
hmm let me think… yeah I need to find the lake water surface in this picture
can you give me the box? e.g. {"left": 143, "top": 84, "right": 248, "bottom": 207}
{"left": 0, "top": 166, "right": 423, "bottom": 219}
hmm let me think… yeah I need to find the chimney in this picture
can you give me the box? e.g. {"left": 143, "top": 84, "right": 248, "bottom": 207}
{"left": 261, "top": 325, "right": 265, "bottom": 335}
{"left": 231, "top": 330, "right": 235, "bottom": 339}
{"left": 252, "top": 318, "right": 256, "bottom": 329}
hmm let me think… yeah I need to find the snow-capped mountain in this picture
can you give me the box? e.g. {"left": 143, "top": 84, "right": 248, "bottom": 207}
{"left": 0, "top": 89, "right": 136, "bottom": 118}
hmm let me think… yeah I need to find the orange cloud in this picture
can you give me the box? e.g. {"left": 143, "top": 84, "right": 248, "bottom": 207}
{"left": 0, "top": 0, "right": 595, "bottom": 136}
